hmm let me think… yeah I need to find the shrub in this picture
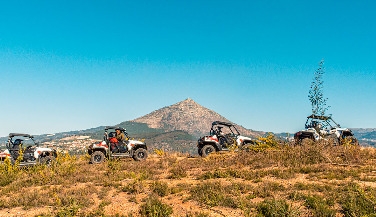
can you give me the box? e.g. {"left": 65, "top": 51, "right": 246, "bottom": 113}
{"left": 256, "top": 198, "right": 299, "bottom": 217}
{"left": 258, "top": 133, "right": 280, "bottom": 147}
{"left": 0, "top": 158, "right": 19, "bottom": 186}
{"left": 55, "top": 199, "right": 81, "bottom": 217}
{"left": 254, "top": 181, "right": 285, "bottom": 198}
{"left": 247, "top": 133, "right": 281, "bottom": 152}
{"left": 122, "top": 179, "right": 145, "bottom": 194}
{"left": 189, "top": 181, "right": 241, "bottom": 208}
{"left": 189, "top": 181, "right": 224, "bottom": 207}
{"left": 139, "top": 194, "right": 173, "bottom": 217}
{"left": 154, "top": 149, "right": 165, "bottom": 156}
{"left": 168, "top": 166, "right": 187, "bottom": 179}
{"left": 339, "top": 183, "right": 376, "bottom": 217}
{"left": 303, "top": 194, "right": 336, "bottom": 217}
{"left": 83, "top": 200, "right": 111, "bottom": 217}
{"left": 151, "top": 181, "right": 170, "bottom": 197}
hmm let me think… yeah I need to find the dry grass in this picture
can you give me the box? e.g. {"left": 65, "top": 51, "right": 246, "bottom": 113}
{"left": 0, "top": 142, "right": 376, "bottom": 216}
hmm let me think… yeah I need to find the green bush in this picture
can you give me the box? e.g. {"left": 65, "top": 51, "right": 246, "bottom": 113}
{"left": 189, "top": 181, "right": 225, "bottom": 207}
{"left": 151, "top": 181, "right": 169, "bottom": 197}
{"left": 254, "top": 181, "right": 285, "bottom": 198}
{"left": 303, "top": 194, "right": 336, "bottom": 217}
{"left": 55, "top": 199, "right": 81, "bottom": 217}
{"left": 256, "top": 198, "right": 299, "bottom": 217}
{"left": 139, "top": 194, "right": 173, "bottom": 217}
{"left": 339, "top": 183, "right": 376, "bottom": 217}
{"left": 168, "top": 166, "right": 187, "bottom": 179}
{"left": 189, "top": 181, "right": 243, "bottom": 208}
{"left": 122, "top": 179, "right": 145, "bottom": 194}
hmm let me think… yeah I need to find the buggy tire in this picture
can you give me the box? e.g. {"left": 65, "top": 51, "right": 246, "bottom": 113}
{"left": 91, "top": 151, "right": 106, "bottom": 164}
{"left": 198, "top": 148, "right": 203, "bottom": 157}
{"left": 39, "top": 155, "right": 55, "bottom": 166}
{"left": 133, "top": 148, "right": 148, "bottom": 161}
{"left": 201, "top": 145, "right": 215, "bottom": 157}
{"left": 241, "top": 141, "right": 256, "bottom": 150}
{"left": 328, "top": 135, "right": 340, "bottom": 146}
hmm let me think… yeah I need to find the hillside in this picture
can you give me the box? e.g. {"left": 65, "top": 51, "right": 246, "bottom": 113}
{"left": 1, "top": 143, "right": 375, "bottom": 216}
{"left": 351, "top": 128, "right": 376, "bottom": 147}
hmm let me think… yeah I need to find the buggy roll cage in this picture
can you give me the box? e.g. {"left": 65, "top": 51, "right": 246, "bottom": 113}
{"left": 210, "top": 121, "right": 240, "bottom": 136}
{"left": 304, "top": 114, "right": 341, "bottom": 130}
{"left": 6, "top": 133, "right": 36, "bottom": 149}
{"left": 103, "top": 126, "right": 128, "bottom": 141}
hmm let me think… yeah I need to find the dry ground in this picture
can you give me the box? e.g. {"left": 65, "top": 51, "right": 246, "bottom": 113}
{"left": 1, "top": 142, "right": 376, "bottom": 217}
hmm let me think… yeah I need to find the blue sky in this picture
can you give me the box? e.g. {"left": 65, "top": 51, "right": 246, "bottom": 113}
{"left": 1, "top": 0, "right": 375, "bottom": 137}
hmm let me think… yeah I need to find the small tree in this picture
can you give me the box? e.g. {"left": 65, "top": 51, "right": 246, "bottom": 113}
{"left": 308, "top": 60, "right": 330, "bottom": 115}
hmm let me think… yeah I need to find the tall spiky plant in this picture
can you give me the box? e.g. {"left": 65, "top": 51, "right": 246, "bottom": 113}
{"left": 308, "top": 60, "right": 330, "bottom": 116}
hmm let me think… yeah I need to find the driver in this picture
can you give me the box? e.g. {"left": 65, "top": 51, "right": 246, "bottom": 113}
{"left": 115, "top": 128, "right": 127, "bottom": 152}
{"left": 216, "top": 126, "right": 224, "bottom": 136}
{"left": 115, "top": 128, "right": 125, "bottom": 142}
{"left": 12, "top": 139, "right": 23, "bottom": 150}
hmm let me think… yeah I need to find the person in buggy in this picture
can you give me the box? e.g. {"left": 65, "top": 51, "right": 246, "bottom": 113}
{"left": 12, "top": 139, "right": 23, "bottom": 149}
{"left": 109, "top": 128, "right": 127, "bottom": 153}
{"left": 10, "top": 139, "right": 23, "bottom": 159}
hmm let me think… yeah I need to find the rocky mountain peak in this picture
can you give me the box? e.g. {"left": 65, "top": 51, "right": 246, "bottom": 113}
{"left": 132, "top": 98, "right": 262, "bottom": 138}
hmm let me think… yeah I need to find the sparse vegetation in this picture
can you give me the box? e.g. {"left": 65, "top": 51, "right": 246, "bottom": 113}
{"left": 256, "top": 198, "right": 300, "bottom": 217}
{"left": 0, "top": 141, "right": 375, "bottom": 216}
{"left": 139, "top": 194, "right": 173, "bottom": 217}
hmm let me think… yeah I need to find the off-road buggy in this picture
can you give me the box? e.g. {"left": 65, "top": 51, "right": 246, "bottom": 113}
{"left": 87, "top": 126, "right": 148, "bottom": 164}
{"left": 294, "top": 114, "right": 358, "bottom": 145}
{"left": 197, "top": 121, "right": 256, "bottom": 157}
{"left": 0, "top": 133, "right": 57, "bottom": 166}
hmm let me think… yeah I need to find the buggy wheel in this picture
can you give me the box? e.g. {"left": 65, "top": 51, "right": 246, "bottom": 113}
{"left": 241, "top": 141, "right": 256, "bottom": 150}
{"left": 91, "top": 151, "right": 106, "bottom": 164}
{"left": 133, "top": 148, "right": 148, "bottom": 161}
{"left": 39, "top": 155, "right": 55, "bottom": 166}
{"left": 201, "top": 145, "right": 215, "bottom": 157}
{"left": 328, "top": 135, "right": 340, "bottom": 146}
{"left": 198, "top": 148, "right": 203, "bottom": 156}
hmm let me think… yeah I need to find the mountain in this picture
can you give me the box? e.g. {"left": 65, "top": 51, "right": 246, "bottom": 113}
{"left": 132, "top": 98, "right": 262, "bottom": 138}
{"left": 351, "top": 128, "right": 376, "bottom": 147}
{"left": 351, "top": 128, "right": 376, "bottom": 139}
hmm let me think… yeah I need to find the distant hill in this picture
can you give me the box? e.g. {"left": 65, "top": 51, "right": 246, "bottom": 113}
{"left": 351, "top": 128, "right": 376, "bottom": 147}
{"left": 351, "top": 128, "right": 376, "bottom": 139}
{"left": 132, "top": 98, "right": 262, "bottom": 138}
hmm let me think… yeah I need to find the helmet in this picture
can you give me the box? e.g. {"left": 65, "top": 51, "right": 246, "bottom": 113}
{"left": 115, "top": 127, "right": 126, "bottom": 132}
{"left": 13, "top": 139, "right": 23, "bottom": 145}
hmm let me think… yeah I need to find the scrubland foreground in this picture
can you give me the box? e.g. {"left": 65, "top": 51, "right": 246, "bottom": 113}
{"left": 1, "top": 139, "right": 376, "bottom": 217}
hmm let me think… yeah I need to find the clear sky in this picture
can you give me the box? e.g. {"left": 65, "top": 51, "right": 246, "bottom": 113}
{"left": 1, "top": 0, "right": 375, "bottom": 137}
